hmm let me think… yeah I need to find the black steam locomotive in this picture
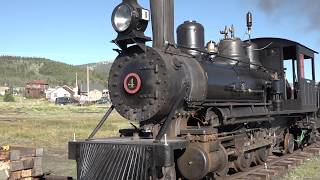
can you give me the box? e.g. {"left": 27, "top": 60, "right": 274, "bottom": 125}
{"left": 69, "top": 0, "right": 320, "bottom": 179}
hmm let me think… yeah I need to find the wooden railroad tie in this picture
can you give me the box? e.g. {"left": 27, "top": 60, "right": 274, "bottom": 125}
{"left": 227, "top": 144, "right": 320, "bottom": 180}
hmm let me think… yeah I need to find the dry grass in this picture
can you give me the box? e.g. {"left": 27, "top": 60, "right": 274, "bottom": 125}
{"left": 0, "top": 97, "right": 130, "bottom": 177}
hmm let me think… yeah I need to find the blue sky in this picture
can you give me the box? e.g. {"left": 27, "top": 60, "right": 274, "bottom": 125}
{"left": 0, "top": 0, "right": 319, "bottom": 80}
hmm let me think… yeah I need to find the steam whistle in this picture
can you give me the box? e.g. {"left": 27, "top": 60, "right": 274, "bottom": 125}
{"left": 246, "top": 11, "right": 253, "bottom": 39}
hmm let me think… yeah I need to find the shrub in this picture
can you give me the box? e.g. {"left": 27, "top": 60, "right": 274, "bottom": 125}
{"left": 3, "top": 91, "right": 15, "bottom": 102}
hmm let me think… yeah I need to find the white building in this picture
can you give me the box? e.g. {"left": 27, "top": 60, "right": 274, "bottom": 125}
{"left": 88, "top": 89, "right": 102, "bottom": 101}
{"left": 45, "top": 88, "right": 56, "bottom": 99}
{"left": 47, "top": 86, "right": 74, "bottom": 102}
{"left": 0, "top": 86, "right": 9, "bottom": 96}
{"left": 73, "top": 86, "right": 80, "bottom": 99}
{"left": 102, "top": 89, "right": 109, "bottom": 97}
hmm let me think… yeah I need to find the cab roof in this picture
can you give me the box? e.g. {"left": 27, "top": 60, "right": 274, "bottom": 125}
{"left": 246, "top": 37, "right": 318, "bottom": 59}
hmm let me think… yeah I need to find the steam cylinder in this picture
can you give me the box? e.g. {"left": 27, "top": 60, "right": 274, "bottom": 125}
{"left": 177, "top": 21, "right": 205, "bottom": 56}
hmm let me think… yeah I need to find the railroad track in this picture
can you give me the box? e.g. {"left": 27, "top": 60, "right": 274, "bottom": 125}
{"left": 221, "top": 143, "right": 320, "bottom": 180}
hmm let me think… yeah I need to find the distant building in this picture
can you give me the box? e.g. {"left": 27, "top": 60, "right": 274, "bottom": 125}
{"left": 47, "top": 86, "right": 74, "bottom": 102}
{"left": 62, "top": 85, "right": 75, "bottom": 97}
{"left": 88, "top": 89, "right": 102, "bottom": 101}
{"left": 12, "top": 87, "right": 24, "bottom": 96}
{"left": 80, "top": 82, "right": 105, "bottom": 93}
{"left": 102, "top": 89, "right": 110, "bottom": 99}
{"left": 45, "top": 88, "right": 56, "bottom": 99}
{"left": 72, "top": 86, "right": 80, "bottom": 98}
{"left": 25, "top": 80, "right": 49, "bottom": 98}
{"left": 0, "top": 86, "right": 9, "bottom": 96}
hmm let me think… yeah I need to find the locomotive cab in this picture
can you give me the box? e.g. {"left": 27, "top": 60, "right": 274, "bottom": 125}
{"left": 249, "top": 38, "right": 318, "bottom": 112}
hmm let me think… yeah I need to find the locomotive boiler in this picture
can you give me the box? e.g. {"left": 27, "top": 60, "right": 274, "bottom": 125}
{"left": 69, "top": 0, "right": 320, "bottom": 179}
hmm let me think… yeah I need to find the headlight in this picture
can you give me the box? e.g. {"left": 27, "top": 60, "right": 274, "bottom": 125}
{"left": 111, "top": 1, "right": 150, "bottom": 47}
{"left": 112, "top": 4, "right": 133, "bottom": 32}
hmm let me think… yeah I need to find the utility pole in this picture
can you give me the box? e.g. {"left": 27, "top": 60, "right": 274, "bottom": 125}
{"left": 75, "top": 72, "right": 79, "bottom": 95}
{"left": 75, "top": 72, "right": 78, "bottom": 87}
{"left": 87, "top": 66, "right": 90, "bottom": 94}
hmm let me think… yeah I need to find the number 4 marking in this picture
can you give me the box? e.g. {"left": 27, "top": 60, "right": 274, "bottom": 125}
{"left": 128, "top": 78, "right": 135, "bottom": 89}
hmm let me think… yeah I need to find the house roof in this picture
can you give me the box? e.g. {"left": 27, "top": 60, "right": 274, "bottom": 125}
{"left": 50, "top": 86, "right": 69, "bottom": 93}
{"left": 62, "top": 85, "right": 75, "bottom": 95}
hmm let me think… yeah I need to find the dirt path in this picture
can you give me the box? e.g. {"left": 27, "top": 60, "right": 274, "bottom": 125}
{"left": 43, "top": 149, "right": 76, "bottom": 178}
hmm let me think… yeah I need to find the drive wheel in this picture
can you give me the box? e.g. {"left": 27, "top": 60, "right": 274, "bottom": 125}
{"left": 234, "top": 151, "right": 253, "bottom": 172}
{"left": 215, "top": 144, "right": 229, "bottom": 176}
{"left": 254, "top": 146, "right": 270, "bottom": 165}
{"left": 284, "top": 133, "right": 294, "bottom": 154}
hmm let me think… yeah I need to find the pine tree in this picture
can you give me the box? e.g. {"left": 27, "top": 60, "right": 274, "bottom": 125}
{"left": 3, "top": 91, "right": 15, "bottom": 102}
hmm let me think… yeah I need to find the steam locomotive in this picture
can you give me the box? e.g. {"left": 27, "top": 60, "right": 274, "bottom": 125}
{"left": 69, "top": 0, "right": 320, "bottom": 179}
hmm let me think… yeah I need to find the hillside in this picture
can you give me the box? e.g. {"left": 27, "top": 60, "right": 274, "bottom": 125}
{"left": 0, "top": 56, "right": 110, "bottom": 89}
{"left": 77, "top": 61, "right": 112, "bottom": 78}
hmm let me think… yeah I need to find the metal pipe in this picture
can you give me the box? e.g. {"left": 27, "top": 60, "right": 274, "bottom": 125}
{"left": 150, "top": 0, "right": 175, "bottom": 49}
{"left": 87, "top": 105, "right": 115, "bottom": 140}
{"left": 312, "top": 57, "right": 315, "bottom": 80}
{"left": 155, "top": 85, "right": 186, "bottom": 141}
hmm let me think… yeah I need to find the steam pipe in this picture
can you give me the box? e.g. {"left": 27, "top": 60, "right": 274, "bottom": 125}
{"left": 150, "top": 0, "right": 175, "bottom": 49}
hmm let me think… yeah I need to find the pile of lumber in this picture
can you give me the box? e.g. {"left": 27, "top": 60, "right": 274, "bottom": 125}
{"left": 0, "top": 145, "right": 44, "bottom": 180}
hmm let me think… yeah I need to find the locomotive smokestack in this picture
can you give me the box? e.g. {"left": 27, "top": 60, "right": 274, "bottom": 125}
{"left": 150, "top": 0, "right": 175, "bottom": 49}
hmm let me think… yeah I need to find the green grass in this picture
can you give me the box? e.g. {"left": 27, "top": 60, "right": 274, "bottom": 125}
{"left": 283, "top": 157, "right": 320, "bottom": 179}
{"left": 0, "top": 97, "right": 130, "bottom": 177}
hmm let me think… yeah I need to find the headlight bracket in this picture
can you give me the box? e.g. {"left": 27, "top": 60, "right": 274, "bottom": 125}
{"left": 112, "top": 1, "right": 151, "bottom": 49}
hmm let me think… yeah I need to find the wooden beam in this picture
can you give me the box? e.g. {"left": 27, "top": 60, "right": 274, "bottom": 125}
{"left": 21, "top": 169, "right": 32, "bottom": 177}
{"left": 9, "top": 146, "right": 36, "bottom": 158}
{"left": 10, "top": 158, "right": 34, "bottom": 171}
{"left": 9, "top": 170, "right": 22, "bottom": 179}
{"left": 10, "top": 150, "right": 20, "bottom": 161}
